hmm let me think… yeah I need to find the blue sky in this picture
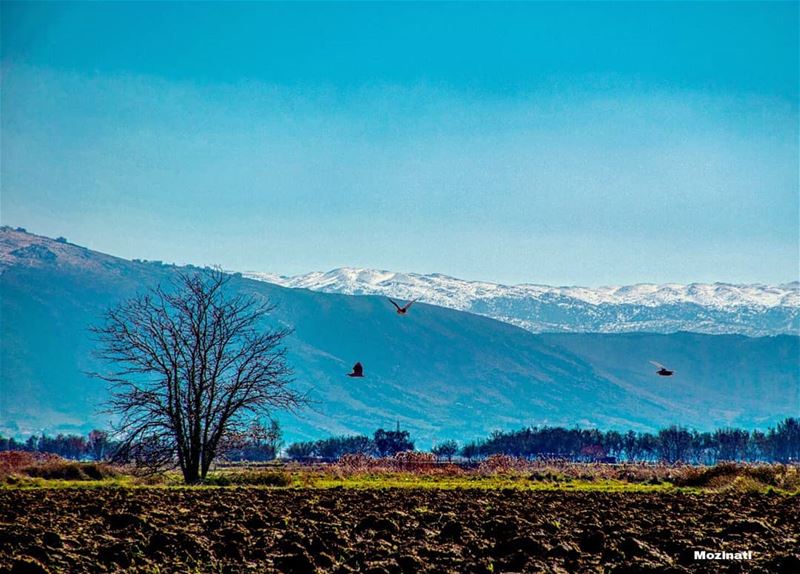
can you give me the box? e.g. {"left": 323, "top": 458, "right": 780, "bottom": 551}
{"left": 1, "top": 2, "right": 798, "bottom": 285}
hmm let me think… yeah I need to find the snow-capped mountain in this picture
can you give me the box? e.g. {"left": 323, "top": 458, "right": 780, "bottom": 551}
{"left": 244, "top": 268, "right": 800, "bottom": 336}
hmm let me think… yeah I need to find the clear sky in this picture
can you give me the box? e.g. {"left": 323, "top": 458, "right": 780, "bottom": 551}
{"left": 1, "top": 1, "right": 798, "bottom": 285}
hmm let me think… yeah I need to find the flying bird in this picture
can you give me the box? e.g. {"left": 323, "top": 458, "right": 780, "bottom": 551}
{"left": 347, "top": 362, "right": 364, "bottom": 377}
{"left": 649, "top": 361, "right": 675, "bottom": 377}
{"left": 389, "top": 298, "right": 418, "bottom": 315}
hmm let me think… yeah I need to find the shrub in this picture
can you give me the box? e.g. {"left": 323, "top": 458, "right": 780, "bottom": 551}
{"left": 723, "top": 476, "right": 769, "bottom": 493}
{"left": 672, "top": 463, "right": 798, "bottom": 491}
{"left": 204, "top": 470, "right": 291, "bottom": 486}
{"left": 134, "top": 473, "right": 168, "bottom": 486}
{"left": 337, "top": 453, "right": 374, "bottom": 473}
{"left": 478, "top": 454, "right": 527, "bottom": 474}
{"left": 82, "top": 463, "right": 116, "bottom": 480}
{"left": 203, "top": 473, "right": 232, "bottom": 486}
{"left": 528, "top": 466, "right": 566, "bottom": 482}
{"left": 392, "top": 451, "right": 435, "bottom": 471}
{"left": 23, "top": 462, "right": 87, "bottom": 480}
{"left": 0, "top": 451, "right": 63, "bottom": 475}
{"left": 20, "top": 461, "right": 117, "bottom": 481}
{"left": 2, "top": 474, "right": 20, "bottom": 486}
{"left": 230, "top": 470, "right": 291, "bottom": 486}
{"left": 0, "top": 451, "right": 41, "bottom": 475}
{"left": 779, "top": 466, "right": 800, "bottom": 491}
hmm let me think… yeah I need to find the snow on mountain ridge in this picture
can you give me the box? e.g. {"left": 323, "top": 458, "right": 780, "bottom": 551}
{"left": 244, "top": 267, "right": 798, "bottom": 309}
{"left": 242, "top": 267, "right": 799, "bottom": 336}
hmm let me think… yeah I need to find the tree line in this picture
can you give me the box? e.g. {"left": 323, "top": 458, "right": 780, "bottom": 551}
{"left": 285, "top": 429, "right": 414, "bottom": 460}
{"left": 282, "top": 418, "right": 800, "bottom": 464}
{"left": 0, "top": 419, "right": 283, "bottom": 463}
{"left": 3, "top": 418, "right": 798, "bottom": 464}
{"left": 0, "top": 430, "right": 116, "bottom": 461}
{"left": 455, "top": 418, "right": 800, "bottom": 464}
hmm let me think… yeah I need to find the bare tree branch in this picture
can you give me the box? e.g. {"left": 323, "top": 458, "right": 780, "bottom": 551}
{"left": 90, "top": 268, "right": 305, "bottom": 483}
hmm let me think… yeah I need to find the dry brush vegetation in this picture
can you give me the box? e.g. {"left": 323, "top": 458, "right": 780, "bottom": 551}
{"left": 3, "top": 451, "right": 800, "bottom": 492}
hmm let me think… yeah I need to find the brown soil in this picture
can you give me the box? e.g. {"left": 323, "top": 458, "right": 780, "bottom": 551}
{"left": 0, "top": 489, "right": 797, "bottom": 573}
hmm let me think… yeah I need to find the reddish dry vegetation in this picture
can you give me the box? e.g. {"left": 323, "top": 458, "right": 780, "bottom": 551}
{"left": 330, "top": 454, "right": 800, "bottom": 490}
{"left": 0, "top": 452, "right": 117, "bottom": 484}
{"left": 1, "top": 488, "right": 798, "bottom": 574}
{"left": 0, "top": 452, "right": 62, "bottom": 475}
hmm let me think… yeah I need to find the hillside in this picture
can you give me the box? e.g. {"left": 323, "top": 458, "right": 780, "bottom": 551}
{"left": 246, "top": 268, "right": 799, "bottom": 337}
{"left": 1, "top": 228, "right": 798, "bottom": 445}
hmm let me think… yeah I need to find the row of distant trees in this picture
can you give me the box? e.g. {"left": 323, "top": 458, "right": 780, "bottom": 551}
{"left": 282, "top": 418, "right": 800, "bottom": 464}
{"left": 454, "top": 418, "right": 800, "bottom": 464}
{"left": 3, "top": 418, "right": 798, "bottom": 464}
{"left": 0, "top": 420, "right": 283, "bottom": 463}
{"left": 0, "top": 430, "right": 115, "bottom": 461}
{"left": 0, "top": 425, "right": 413, "bottom": 462}
{"left": 285, "top": 428, "right": 415, "bottom": 460}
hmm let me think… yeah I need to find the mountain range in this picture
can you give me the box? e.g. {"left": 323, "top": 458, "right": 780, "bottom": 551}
{"left": 1, "top": 227, "right": 798, "bottom": 446}
{"left": 245, "top": 268, "right": 799, "bottom": 337}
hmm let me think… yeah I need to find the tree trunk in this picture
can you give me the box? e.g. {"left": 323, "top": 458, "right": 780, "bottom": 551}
{"left": 200, "top": 439, "right": 217, "bottom": 479}
{"left": 182, "top": 460, "right": 200, "bottom": 483}
{"left": 182, "top": 447, "right": 202, "bottom": 483}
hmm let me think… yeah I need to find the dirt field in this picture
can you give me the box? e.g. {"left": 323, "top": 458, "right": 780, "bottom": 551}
{"left": 1, "top": 488, "right": 798, "bottom": 573}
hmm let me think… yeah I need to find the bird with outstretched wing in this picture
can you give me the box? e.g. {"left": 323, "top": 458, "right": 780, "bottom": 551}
{"left": 389, "top": 298, "right": 418, "bottom": 315}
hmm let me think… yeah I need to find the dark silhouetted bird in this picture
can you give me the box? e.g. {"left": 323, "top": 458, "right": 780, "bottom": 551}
{"left": 389, "top": 298, "right": 418, "bottom": 315}
{"left": 347, "top": 362, "right": 364, "bottom": 377}
{"left": 650, "top": 361, "right": 674, "bottom": 376}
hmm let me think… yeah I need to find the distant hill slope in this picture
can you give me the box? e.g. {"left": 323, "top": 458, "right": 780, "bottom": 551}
{"left": 1, "top": 228, "right": 798, "bottom": 445}
{"left": 245, "top": 268, "right": 799, "bottom": 337}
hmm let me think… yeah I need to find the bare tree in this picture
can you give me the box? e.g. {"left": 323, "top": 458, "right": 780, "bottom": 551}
{"left": 91, "top": 269, "right": 304, "bottom": 483}
{"left": 431, "top": 440, "right": 459, "bottom": 462}
{"left": 657, "top": 426, "right": 693, "bottom": 464}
